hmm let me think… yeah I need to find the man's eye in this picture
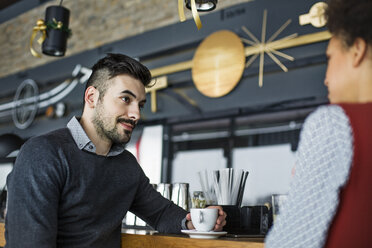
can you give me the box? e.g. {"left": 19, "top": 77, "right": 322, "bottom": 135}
{"left": 139, "top": 105, "right": 145, "bottom": 111}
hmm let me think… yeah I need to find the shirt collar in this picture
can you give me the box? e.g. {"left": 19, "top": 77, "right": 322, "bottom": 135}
{"left": 67, "top": 116, "right": 126, "bottom": 156}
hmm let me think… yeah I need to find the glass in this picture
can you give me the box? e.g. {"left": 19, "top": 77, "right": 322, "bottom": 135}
{"left": 171, "top": 183, "right": 189, "bottom": 211}
{"left": 272, "top": 194, "right": 288, "bottom": 222}
{"left": 157, "top": 183, "right": 172, "bottom": 200}
{"left": 192, "top": 191, "right": 207, "bottom": 208}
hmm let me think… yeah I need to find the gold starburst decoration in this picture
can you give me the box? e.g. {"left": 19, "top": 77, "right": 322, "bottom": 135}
{"left": 241, "top": 10, "right": 298, "bottom": 87}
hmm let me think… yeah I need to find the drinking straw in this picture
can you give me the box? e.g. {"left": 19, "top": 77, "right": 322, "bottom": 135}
{"left": 206, "top": 170, "right": 217, "bottom": 204}
{"left": 237, "top": 171, "right": 249, "bottom": 207}
{"left": 231, "top": 169, "right": 243, "bottom": 205}
{"left": 198, "top": 171, "right": 210, "bottom": 203}
{"left": 213, "top": 170, "right": 222, "bottom": 204}
{"left": 236, "top": 171, "right": 245, "bottom": 206}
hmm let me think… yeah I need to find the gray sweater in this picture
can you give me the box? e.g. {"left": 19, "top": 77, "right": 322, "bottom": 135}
{"left": 5, "top": 128, "right": 187, "bottom": 248}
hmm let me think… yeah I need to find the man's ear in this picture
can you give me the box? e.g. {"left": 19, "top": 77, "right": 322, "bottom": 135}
{"left": 352, "top": 37, "right": 367, "bottom": 67}
{"left": 84, "top": 86, "right": 99, "bottom": 108}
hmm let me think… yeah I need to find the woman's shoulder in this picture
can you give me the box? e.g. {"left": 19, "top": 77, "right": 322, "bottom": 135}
{"left": 308, "top": 104, "right": 347, "bottom": 121}
{"left": 303, "top": 104, "right": 349, "bottom": 131}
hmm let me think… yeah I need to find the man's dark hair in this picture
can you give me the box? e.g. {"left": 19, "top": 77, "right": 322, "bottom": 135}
{"left": 325, "top": 0, "right": 372, "bottom": 47}
{"left": 85, "top": 53, "right": 152, "bottom": 100}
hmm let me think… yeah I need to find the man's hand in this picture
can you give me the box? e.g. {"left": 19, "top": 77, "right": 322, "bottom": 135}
{"left": 185, "top": 206, "right": 227, "bottom": 231}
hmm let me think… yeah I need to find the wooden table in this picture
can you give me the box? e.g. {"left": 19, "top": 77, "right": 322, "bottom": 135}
{"left": 0, "top": 223, "right": 264, "bottom": 248}
{"left": 121, "top": 229, "right": 264, "bottom": 248}
{"left": 0, "top": 223, "right": 4, "bottom": 247}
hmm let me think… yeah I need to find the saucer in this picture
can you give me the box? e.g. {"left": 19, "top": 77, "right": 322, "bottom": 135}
{"left": 181, "top": 230, "right": 227, "bottom": 239}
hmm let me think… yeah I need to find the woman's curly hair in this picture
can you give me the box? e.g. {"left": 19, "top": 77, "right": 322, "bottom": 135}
{"left": 325, "top": 0, "right": 372, "bottom": 47}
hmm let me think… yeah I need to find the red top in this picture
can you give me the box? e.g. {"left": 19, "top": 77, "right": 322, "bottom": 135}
{"left": 325, "top": 103, "right": 372, "bottom": 248}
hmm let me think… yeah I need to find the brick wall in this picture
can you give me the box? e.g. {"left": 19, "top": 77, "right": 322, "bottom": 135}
{"left": 0, "top": 0, "right": 252, "bottom": 79}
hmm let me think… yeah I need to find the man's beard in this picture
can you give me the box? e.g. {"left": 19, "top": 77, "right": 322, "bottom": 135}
{"left": 92, "top": 105, "right": 136, "bottom": 145}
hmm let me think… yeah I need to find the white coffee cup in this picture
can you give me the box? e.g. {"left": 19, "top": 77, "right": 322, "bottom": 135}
{"left": 190, "top": 208, "right": 218, "bottom": 232}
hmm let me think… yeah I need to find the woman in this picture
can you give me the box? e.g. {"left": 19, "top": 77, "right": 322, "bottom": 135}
{"left": 265, "top": 0, "right": 372, "bottom": 247}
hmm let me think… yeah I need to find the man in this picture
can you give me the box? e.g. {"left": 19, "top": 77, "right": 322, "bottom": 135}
{"left": 265, "top": 0, "right": 372, "bottom": 247}
{"left": 5, "top": 53, "right": 226, "bottom": 247}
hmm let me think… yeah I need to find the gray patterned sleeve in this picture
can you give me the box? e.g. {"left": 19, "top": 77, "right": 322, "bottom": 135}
{"left": 265, "top": 105, "right": 353, "bottom": 248}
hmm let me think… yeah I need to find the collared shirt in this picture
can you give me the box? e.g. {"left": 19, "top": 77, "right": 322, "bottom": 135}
{"left": 265, "top": 105, "right": 353, "bottom": 248}
{"left": 67, "top": 116, "right": 125, "bottom": 157}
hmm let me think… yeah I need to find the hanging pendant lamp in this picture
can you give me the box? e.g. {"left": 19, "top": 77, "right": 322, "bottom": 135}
{"left": 185, "top": 0, "right": 217, "bottom": 12}
{"left": 42, "top": 4, "right": 70, "bottom": 56}
{"left": 178, "top": 0, "right": 217, "bottom": 30}
{"left": 30, "top": 0, "right": 71, "bottom": 58}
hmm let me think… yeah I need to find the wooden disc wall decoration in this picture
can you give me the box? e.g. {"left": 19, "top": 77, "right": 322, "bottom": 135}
{"left": 192, "top": 30, "right": 245, "bottom": 98}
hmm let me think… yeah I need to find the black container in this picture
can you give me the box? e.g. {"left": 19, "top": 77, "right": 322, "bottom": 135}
{"left": 222, "top": 205, "right": 272, "bottom": 235}
{"left": 42, "top": 5, "right": 70, "bottom": 56}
